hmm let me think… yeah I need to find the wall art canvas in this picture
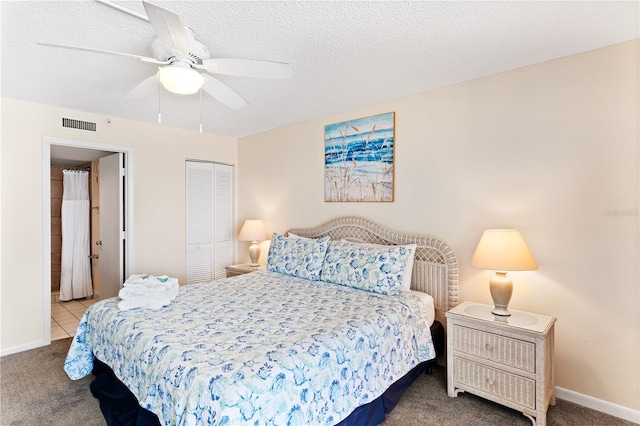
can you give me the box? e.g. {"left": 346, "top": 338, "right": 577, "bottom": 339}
{"left": 325, "top": 112, "right": 395, "bottom": 202}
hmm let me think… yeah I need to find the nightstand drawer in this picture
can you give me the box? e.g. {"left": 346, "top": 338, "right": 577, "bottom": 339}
{"left": 453, "top": 325, "right": 535, "bottom": 372}
{"left": 453, "top": 357, "right": 536, "bottom": 409}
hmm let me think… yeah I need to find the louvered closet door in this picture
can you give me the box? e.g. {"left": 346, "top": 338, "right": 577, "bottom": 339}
{"left": 213, "top": 165, "right": 233, "bottom": 278}
{"left": 186, "top": 161, "right": 233, "bottom": 284}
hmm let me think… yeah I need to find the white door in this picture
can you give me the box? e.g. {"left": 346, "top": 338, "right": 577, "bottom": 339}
{"left": 186, "top": 162, "right": 233, "bottom": 284}
{"left": 98, "top": 153, "right": 124, "bottom": 299}
{"left": 213, "top": 165, "right": 233, "bottom": 278}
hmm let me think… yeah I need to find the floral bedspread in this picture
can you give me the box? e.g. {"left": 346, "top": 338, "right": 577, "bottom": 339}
{"left": 64, "top": 270, "right": 435, "bottom": 425}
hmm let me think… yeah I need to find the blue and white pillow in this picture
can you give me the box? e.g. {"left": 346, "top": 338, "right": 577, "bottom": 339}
{"left": 267, "top": 233, "right": 330, "bottom": 281}
{"left": 341, "top": 240, "right": 416, "bottom": 291}
{"left": 320, "top": 241, "right": 413, "bottom": 295}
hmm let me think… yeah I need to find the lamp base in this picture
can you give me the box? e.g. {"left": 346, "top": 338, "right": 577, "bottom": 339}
{"left": 489, "top": 271, "right": 513, "bottom": 317}
{"left": 248, "top": 241, "right": 261, "bottom": 267}
{"left": 491, "top": 306, "right": 512, "bottom": 316}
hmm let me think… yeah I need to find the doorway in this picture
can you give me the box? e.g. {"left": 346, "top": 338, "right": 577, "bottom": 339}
{"left": 42, "top": 137, "right": 134, "bottom": 344}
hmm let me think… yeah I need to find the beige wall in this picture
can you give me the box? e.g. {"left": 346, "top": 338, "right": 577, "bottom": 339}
{"left": 238, "top": 40, "right": 640, "bottom": 411}
{"left": 0, "top": 99, "right": 237, "bottom": 351}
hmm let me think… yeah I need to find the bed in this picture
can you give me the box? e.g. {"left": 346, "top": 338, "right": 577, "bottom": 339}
{"left": 64, "top": 216, "right": 459, "bottom": 425}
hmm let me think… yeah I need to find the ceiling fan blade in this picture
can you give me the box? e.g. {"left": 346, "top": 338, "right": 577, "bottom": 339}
{"left": 125, "top": 75, "right": 159, "bottom": 99}
{"left": 201, "top": 74, "right": 248, "bottom": 110}
{"left": 95, "top": 0, "right": 149, "bottom": 22}
{"left": 36, "top": 41, "right": 167, "bottom": 64}
{"left": 200, "top": 59, "right": 292, "bottom": 79}
{"left": 142, "top": 1, "right": 190, "bottom": 60}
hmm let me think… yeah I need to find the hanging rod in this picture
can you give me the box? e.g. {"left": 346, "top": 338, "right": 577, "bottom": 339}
{"left": 62, "top": 167, "right": 90, "bottom": 172}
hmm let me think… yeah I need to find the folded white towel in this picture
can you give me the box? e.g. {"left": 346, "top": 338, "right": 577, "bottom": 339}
{"left": 117, "top": 298, "right": 172, "bottom": 311}
{"left": 124, "top": 274, "right": 177, "bottom": 286}
{"left": 117, "top": 274, "right": 180, "bottom": 311}
{"left": 119, "top": 281, "right": 179, "bottom": 299}
{"left": 119, "top": 286, "right": 179, "bottom": 301}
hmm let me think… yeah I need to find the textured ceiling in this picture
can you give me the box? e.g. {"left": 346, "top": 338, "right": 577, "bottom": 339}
{"left": 1, "top": 1, "right": 638, "bottom": 138}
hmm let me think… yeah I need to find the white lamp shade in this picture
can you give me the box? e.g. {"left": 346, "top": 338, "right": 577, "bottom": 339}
{"left": 157, "top": 65, "right": 204, "bottom": 95}
{"left": 471, "top": 229, "right": 538, "bottom": 271}
{"left": 238, "top": 220, "right": 268, "bottom": 242}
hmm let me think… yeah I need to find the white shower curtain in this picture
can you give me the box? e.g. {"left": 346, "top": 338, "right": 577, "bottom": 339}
{"left": 59, "top": 170, "right": 93, "bottom": 301}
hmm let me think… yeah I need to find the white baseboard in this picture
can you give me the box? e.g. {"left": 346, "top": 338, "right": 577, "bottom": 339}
{"left": 0, "top": 339, "right": 47, "bottom": 357}
{"left": 556, "top": 386, "right": 640, "bottom": 424}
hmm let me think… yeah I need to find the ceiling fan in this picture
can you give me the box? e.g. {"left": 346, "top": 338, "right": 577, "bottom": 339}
{"left": 37, "top": 0, "right": 292, "bottom": 110}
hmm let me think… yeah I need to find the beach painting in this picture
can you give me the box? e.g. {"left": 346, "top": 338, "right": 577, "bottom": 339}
{"left": 325, "top": 112, "right": 395, "bottom": 202}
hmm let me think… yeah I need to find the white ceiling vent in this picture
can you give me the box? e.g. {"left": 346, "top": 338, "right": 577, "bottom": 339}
{"left": 62, "top": 117, "right": 97, "bottom": 132}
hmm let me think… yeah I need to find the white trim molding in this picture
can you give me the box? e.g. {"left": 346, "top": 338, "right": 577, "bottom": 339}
{"left": 556, "top": 386, "right": 640, "bottom": 424}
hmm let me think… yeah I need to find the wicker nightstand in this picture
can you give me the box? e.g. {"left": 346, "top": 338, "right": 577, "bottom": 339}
{"left": 224, "top": 263, "right": 265, "bottom": 278}
{"left": 446, "top": 301, "right": 556, "bottom": 426}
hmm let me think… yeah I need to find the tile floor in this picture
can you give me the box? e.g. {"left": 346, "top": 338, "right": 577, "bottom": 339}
{"left": 51, "top": 298, "right": 96, "bottom": 340}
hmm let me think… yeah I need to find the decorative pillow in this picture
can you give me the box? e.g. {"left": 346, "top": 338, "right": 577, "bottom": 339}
{"left": 321, "top": 241, "right": 414, "bottom": 295}
{"left": 267, "top": 233, "right": 330, "bottom": 281}
{"left": 340, "top": 240, "right": 416, "bottom": 291}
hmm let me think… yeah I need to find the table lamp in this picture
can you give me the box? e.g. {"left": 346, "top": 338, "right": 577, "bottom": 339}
{"left": 238, "top": 219, "right": 269, "bottom": 266}
{"left": 471, "top": 229, "right": 538, "bottom": 316}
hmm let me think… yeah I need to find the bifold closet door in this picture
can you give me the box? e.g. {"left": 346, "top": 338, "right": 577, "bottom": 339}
{"left": 186, "top": 161, "right": 233, "bottom": 284}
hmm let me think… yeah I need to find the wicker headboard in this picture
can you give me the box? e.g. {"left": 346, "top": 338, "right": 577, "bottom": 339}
{"left": 287, "top": 216, "right": 459, "bottom": 326}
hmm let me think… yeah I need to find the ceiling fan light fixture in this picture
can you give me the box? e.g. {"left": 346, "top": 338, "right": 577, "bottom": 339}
{"left": 157, "top": 64, "right": 204, "bottom": 95}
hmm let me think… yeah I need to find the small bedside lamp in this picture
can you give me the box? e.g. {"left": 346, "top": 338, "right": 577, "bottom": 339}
{"left": 471, "top": 229, "right": 538, "bottom": 316}
{"left": 238, "top": 220, "right": 269, "bottom": 266}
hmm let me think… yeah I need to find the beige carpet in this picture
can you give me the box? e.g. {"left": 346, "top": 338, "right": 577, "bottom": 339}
{"left": 383, "top": 363, "right": 636, "bottom": 425}
{"left": 0, "top": 338, "right": 104, "bottom": 426}
{"left": 0, "top": 338, "right": 635, "bottom": 426}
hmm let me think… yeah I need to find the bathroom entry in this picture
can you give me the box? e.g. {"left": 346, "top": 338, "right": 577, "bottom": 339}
{"left": 50, "top": 146, "right": 126, "bottom": 302}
